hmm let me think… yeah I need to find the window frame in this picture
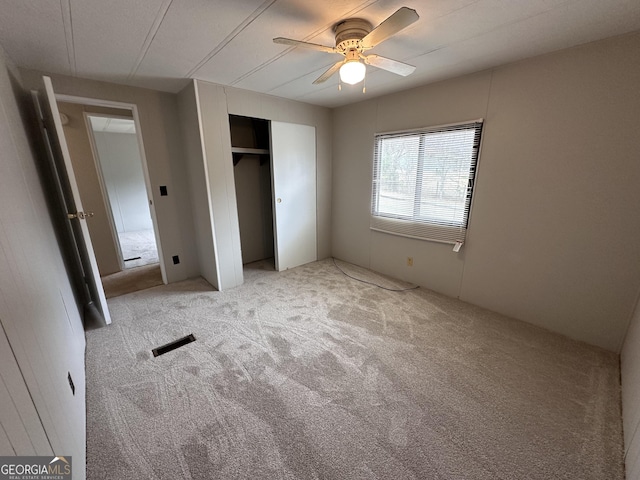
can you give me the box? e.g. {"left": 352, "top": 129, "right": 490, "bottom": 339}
{"left": 370, "top": 119, "right": 484, "bottom": 245}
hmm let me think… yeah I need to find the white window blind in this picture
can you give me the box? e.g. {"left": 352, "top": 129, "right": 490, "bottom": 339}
{"left": 371, "top": 120, "right": 483, "bottom": 244}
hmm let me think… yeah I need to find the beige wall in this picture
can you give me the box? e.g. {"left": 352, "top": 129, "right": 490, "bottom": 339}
{"left": 0, "top": 46, "right": 86, "bottom": 477}
{"left": 176, "top": 82, "right": 219, "bottom": 288}
{"left": 20, "top": 68, "right": 198, "bottom": 283}
{"left": 58, "top": 102, "right": 132, "bottom": 275}
{"left": 331, "top": 31, "right": 640, "bottom": 352}
{"left": 191, "top": 81, "right": 242, "bottom": 290}
{"left": 332, "top": 72, "right": 492, "bottom": 296}
{"left": 622, "top": 296, "right": 640, "bottom": 479}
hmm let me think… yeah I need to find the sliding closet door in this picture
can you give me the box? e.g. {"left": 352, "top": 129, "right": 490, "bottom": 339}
{"left": 270, "top": 121, "right": 317, "bottom": 271}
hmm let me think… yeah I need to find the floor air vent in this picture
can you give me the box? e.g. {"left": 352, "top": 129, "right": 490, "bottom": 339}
{"left": 152, "top": 334, "right": 196, "bottom": 357}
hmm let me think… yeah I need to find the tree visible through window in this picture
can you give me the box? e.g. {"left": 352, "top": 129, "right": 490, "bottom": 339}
{"left": 371, "top": 121, "right": 483, "bottom": 244}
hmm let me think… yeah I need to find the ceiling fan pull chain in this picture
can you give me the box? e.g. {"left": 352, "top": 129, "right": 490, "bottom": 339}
{"left": 363, "top": 75, "right": 366, "bottom": 94}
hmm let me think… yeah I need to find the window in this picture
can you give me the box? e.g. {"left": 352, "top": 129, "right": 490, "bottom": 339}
{"left": 371, "top": 120, "right": 483, "bottom": 245}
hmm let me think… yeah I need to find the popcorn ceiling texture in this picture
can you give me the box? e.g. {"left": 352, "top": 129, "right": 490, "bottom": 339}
{"left": 85, "top": 259, "right": 624, "bottom": 479}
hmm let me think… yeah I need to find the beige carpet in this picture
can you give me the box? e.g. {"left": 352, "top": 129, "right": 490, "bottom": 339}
{"left": 101, "top": 263, "right": 163, "bottom": 298}
{"left": 85, "top": 259, "right": 624, "bottom": 479}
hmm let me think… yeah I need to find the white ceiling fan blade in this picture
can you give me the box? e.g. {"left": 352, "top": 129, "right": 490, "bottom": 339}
{"left": 313, "top": 61, "right": 343, "bottom": 84}
{"left": 364, "top": 54, "right": 416, "bottom": 76}
{"left": 273, "top": 37, "right": 337, "bottom": 54}
{"left": 361, "top": 7, "right": 419, "bottom": 49}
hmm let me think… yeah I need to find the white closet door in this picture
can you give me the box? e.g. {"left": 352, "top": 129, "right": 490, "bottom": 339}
{"left": 270, "top": 122, "right": 317, "bottom": 271}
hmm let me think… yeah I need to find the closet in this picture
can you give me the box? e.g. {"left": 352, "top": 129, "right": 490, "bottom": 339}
{"left": 229, "top": 114, "right": 317, "bottom": 273}
{"left": 229, "top": 115, "right": 274, "bottom": 266}
{"left": 179, "top": 81, "right": 318, "bottom": 290}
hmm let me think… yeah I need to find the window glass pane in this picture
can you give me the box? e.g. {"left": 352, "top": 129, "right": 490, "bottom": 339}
{"left": 371, "top": 121, "right": 482, "bottom": 244}
{"left": 419, "top": 129, "right": 475, "bottom": 225}
{"left": 376, "top": 135, "right": 420, "bottom": 218}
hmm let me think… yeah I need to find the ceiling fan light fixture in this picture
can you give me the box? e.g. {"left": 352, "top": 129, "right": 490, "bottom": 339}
{"left": 275, "top": 7, "right": 419, "bottom": 86}
{"left": 339, "top": 60, "right": 366, "bottom": 85}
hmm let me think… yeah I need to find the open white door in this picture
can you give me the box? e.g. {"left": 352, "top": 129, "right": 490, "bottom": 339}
{"left": 270, "top": 121, "right": 317, "bottom": 271}
{"left": 35, "top": 76, "right": 111, "bottom": 324}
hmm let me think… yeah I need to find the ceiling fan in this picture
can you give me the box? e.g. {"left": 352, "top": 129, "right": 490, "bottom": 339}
{"left": 273, "top": 7, "right": 419, "bottom": 87}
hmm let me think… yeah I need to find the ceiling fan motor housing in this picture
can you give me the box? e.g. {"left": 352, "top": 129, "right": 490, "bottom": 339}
{"left": 333, "top": 18, "right": 373, "bottom": 53}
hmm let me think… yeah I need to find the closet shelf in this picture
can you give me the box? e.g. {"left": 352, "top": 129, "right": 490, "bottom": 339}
{"left": 231, "top": 147, "right": 270, "bottom": 155}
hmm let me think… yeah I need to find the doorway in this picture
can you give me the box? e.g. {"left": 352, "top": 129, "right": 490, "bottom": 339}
{"left": 85, "top": 114, "right": 159, "bottom": 270}
{"left": 56, "top": 97, "right": 165, "bottom": 298}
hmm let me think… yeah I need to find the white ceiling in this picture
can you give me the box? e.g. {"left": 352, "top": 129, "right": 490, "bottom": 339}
{"left": 88, "top": 116, "right": 136, "bottom": 134}
{"left": 1, "top": 0, "right": 639, "bottom": 108}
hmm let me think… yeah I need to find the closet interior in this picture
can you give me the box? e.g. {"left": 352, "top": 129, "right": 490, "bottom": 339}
{"left": 229, "top": 114, "right": 275, "bottom": 266}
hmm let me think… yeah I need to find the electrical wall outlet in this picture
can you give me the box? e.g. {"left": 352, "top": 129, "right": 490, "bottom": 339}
{"left": 407, "top": 257, "right": 413, "bottom": 267}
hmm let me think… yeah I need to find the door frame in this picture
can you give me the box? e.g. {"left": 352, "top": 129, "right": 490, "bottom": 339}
{"left": 56, "top": 93, "right": 167, "bottom": 284}
{"left": 83, "top": 111, "right": 154, "bottom": 272}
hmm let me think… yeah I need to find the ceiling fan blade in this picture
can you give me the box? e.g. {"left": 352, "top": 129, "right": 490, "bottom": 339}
{"left": 313, "top": 61, "right": 343, "bottom": 84}
{"left": 273, "top": 37, "right": 337, "bottom": 54}
{"left": 361, "top": 7, "right": 419, "bottom": 49}
{"left": 363, "top": 54, "right": 416, "bottom": 76}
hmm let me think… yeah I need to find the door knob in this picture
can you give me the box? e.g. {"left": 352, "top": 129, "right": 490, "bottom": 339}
{"left": 277, "top": 198, "right": 282, "bottom": 203}
{"left": 67, "top": 211, "right": 94, "bottom": 220}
